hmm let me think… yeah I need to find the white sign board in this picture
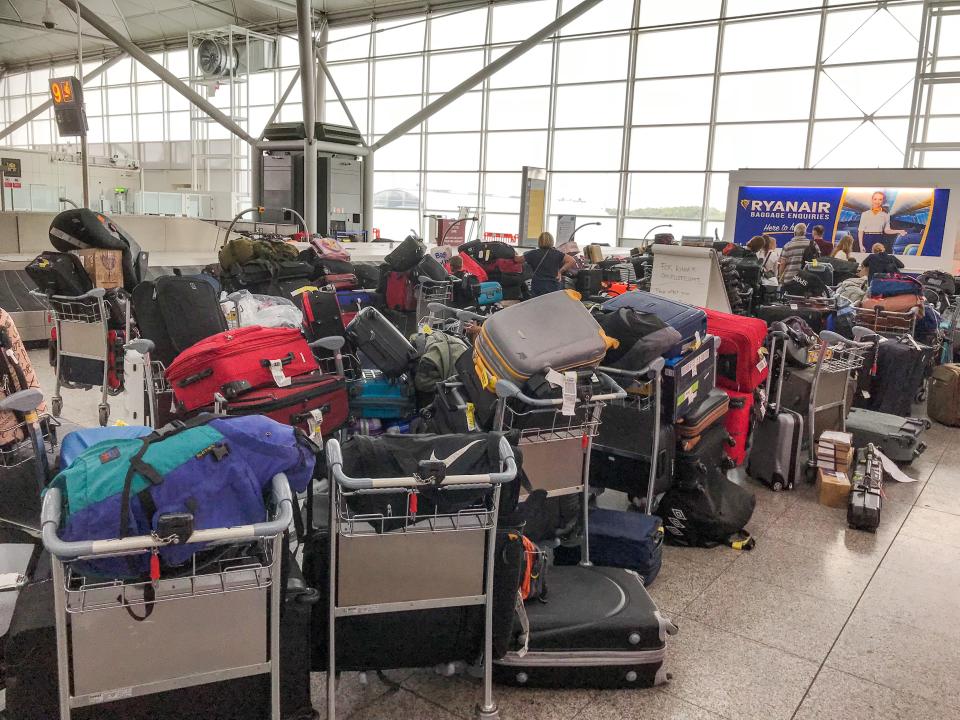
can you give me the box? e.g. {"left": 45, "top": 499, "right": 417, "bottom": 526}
{"left": 557, "top": 215, "right": 576, "bottom": 245}
{"left": 649, "top": 244, "right": 732, "bottom": 313}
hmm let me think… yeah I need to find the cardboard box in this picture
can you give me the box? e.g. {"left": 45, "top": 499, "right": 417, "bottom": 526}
{"left": 817, "top": 468, "right": 851, "bottom": 508}
{"left": 78, "top": 249, "right": 123, "bottom": 289}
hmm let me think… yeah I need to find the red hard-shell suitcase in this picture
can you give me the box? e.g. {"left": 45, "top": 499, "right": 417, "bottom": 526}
{"left": 222, "top": 372, "right": 348, "bottom": 435}
{"left": 384, "top": 271, "right": 416, "bottom": 311}
{"left": 165, "top": 326, "right": 318, "bottom": 412}
{"left": 704, "top": 308, "right": 769, "bottom": 393}
{"left": 723, "top": 389, "right": 754, "bottom": 467}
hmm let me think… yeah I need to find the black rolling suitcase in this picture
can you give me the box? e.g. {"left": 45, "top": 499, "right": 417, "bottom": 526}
{"left": 25, "top": 251, "right": 92, "bottom": 297}
{"left": 754, "top": 303, "right": 833, "bottom": 333}
{"left": 132, "top": 274, "right": 228, "bottom": 366}
{"left": 383, "top": 235, "right": 425, "bottom": 272}
{"left": 803, "top": 261, "right": 834, "bottom": 286}
{"left": 848, "top": 447, "right": 883, "bottom": 532}
{"left": 859, "top": 336, "right": 933, "bottom": 417}
{"left": 295, "top": 287, "right": 345, "bottom": 341}
{"left": 344, "top": 306, "right": 418, "bottom": 378}
{"left": 415, "top": 253, "right": 449, "bottom": 281}
{"left": 575, "top": 268, "right": 603, "bottom": 295}
{"left": 494, "top": 564, "right": 676, "bottom": 689}
{"left": 748, "top": 331, "right": 804, "bottom": 491}
{"left": 589, "top": 404, "right": 674, "bottom": 506}
{"left": 3, "top": 552, "right": 316, "bottom": 720}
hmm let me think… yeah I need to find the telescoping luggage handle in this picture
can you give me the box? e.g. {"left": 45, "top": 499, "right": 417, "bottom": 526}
{"left": 326, "top": 436, "right": 518, "bottom": 491}
{"left": 40, "top": 473, "right": 294, "bottom": 560}
{"left": 493, "top": 369, "right": 629, "bottom": 407}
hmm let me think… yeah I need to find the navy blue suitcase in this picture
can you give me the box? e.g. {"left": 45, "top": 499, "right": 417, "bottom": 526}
{"left": 602, "top": 291, "right": 707, "bottom": 358}
{"left": 553, "top": 508, "right": 663, "bottom": 586}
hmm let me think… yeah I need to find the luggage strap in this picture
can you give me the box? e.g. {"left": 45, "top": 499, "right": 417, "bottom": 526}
{"left": 725, "top": 530, "right": 755, "bottom": 551}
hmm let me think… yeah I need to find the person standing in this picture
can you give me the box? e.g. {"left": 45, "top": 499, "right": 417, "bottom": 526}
{"left": 860, "top": 242, "right": 903, "bottom": 279}
{"left": 831, "top": 234, "right": 854, "bottom": 261}
{"left": 778, "top": 223, "right": 817, "bottom": 282}
{"left": 524, "top": 231, "right": 576, "bottom": 297}
{"left": 858, "top": 191, "right": 905, "bottom": 253}
{"left": 811, "top": 225, "right": 832, "bottom": 256}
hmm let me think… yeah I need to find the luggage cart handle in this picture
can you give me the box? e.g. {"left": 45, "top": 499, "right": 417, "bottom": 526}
{"left": 48, "top": 287, "right": 107, "bottom": 303}
{"left": 426, "top": 302, "right": 460, "bottom": 319}
{"left": 819, "top": 330, "right": 875, "bottom": 350}
{"left": 40, "top": 474, "right": 294, "bottom": 560}
{"left": 456, "top": 309, "right": 487, "bottom": 324}
{"left": 494, "top": 371, "right": 627, "bottom": 407}
{"left": 326, "top": 437, "right": 517, "bottom": 490}
{"left": 597, "top": 356, "right": 666, "bottom": 381}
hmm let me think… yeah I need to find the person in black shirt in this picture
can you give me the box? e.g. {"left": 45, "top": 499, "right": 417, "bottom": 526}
{"left": 859, "top": 242, "right": 904, "bottom": 279}
{"left": 524, "top": 231, "right": 576, "bottom": 297}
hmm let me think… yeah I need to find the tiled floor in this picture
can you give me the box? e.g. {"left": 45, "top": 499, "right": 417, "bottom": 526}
{"left": 26, "top": 350, "right": 960, "bottom": 719}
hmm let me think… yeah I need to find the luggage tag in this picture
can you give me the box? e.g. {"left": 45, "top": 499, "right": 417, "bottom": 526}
{"left": 269, "top": 359, "right": 292, "bottom": 387}
{"left": 307, "top": 409, "right": 324, "bottom": 441}
{"left": 465, "top": 402, "right": 477, "bottom": 431}
{"left": 561, "top": 371, "right": 577, "bottom": 417}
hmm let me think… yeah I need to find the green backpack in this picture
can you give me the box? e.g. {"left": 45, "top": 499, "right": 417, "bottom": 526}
{"left": 219, "top": 237, "right": 299, "bottom": 270}
{"left": 411, "top": 330, "right": 468, "bottom": 393}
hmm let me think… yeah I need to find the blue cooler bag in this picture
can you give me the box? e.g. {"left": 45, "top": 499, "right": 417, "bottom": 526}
{"left": 47, "top": 414, "right": 316, "bottom": 579}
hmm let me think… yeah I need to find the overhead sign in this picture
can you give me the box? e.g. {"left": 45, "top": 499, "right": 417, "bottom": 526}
{"left": 735, "top": 185, "right": 950, "bottom": 257}
{"left": 649, "top": 245, "right": 731, "bottom": 313}
{"left": 50, "top": 75, "right": 88, "bottom": 137}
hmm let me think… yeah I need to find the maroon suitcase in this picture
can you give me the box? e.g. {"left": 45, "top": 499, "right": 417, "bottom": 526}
{"left": 322, "top": 273, "right": 358, "bottom": 290}
{"left": 221, "top": 372, "right": 349, "bottom": 436}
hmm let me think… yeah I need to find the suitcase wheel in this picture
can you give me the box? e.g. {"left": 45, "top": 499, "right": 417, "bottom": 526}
{"left": 770, "top": 479, "right": 784, "bottom": 492}
{"left": 804, "top": 466, "right": 818, "bottom": 483}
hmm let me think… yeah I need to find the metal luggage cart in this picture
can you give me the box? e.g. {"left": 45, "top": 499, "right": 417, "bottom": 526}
{"left": 416, "top": 276, "right": 455, "bottom": 327}
{"left": 40, "top": 474, "right": 294, "bottom": 720}
{"left": 801, "top": 331, "right": 873, "bottom": 482}
{"left": 325, "top": 436, "right": 518, "bottom": 720}
{"left": 593, "top": 358, "right": 666, "bottom": 512}
{"left": 38, "top": 288, "right": 132, "bottom": 426}
{"left": 939, "top": 297, "right": 960, "bottom": 362}
{"left": 853, "top": 305, "right": 917, "bottom": 337}
{"left": 0, "top": 388, "right": 58, "bottom": 536}
{"left": 113, "top": 338, "right": 169, "bottom": 427}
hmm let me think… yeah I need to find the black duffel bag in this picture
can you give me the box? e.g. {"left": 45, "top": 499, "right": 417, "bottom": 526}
{"left": 48, "top": 209, "right": 146, "bottom": 292}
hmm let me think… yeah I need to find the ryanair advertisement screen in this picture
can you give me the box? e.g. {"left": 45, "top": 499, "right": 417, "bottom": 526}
{"left": 735, "top": 185, "right": 951, "bottom": 257}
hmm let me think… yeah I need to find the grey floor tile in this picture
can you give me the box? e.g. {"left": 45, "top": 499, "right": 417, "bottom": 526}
{"left": 826, "top": 609, "right": 960, "bottom": 709}
{"left": 683, "top": 573, "right": 852, "bottom": 662}
{"left": 660, "top": 542, "right": 742, "bottom": 572}
{"left": 899, "top": 506, "right": 960, "bottom": 549}
{"left": 794, "top": 667, "right": 959, "bottom": 720}
{"left": 575, "top": 687, "right": 728, "bottom": 720}
{"left": 347, "top": 687, "right": 462, "bottom": 720}
{"left": 665, "top": 617, "right": 819, "bottom": 720}
{"left": 312, "top": 669, "right": 413, "bottom": 720}
{"left": 857, "top": 563, "right": 960, "bottom": 641}
{"left": 402, "top": 670, "right": 596, "bottom": 720}
{"left": 916, "top": 480, "right": 960, "bottom": 516}
{"left": 763, "top": 496, "right": 909, "bottom": 561}
{"left": 730, "top": 535, "right": 877, "bottom": 604}
{"left": 647, "top": 553, "right": 727, "bottom": 615}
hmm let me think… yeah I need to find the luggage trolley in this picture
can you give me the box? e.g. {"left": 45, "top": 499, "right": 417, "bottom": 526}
{"left": 325, "top": 436, "right": 518, "bottom": 720}
{"left": 40, "top": 474, "right": 294, "bottom": 720}
{"left": 801, "top": 331, "right": 873, "bottom": 482}
{"left": 0, "top": 387, "right": 58, "bottom": 535}
{"left": 491, "top": 372, "right": 626, "bottom": 565}
{"left": 592, "top": 359, "right": 667, "bottom": 512}
{"left": 416, "top": 276, "right": 455, "bottom": 328}
{"left": 853, "top": 305, "right": 917, "bottom": 337}
{"left": 39, "top": 288, "right": 132, "bottom": 426}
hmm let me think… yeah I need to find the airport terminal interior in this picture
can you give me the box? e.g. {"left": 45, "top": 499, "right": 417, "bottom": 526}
{"left": 2, "top": 1, "right": 960, "bottom": 719}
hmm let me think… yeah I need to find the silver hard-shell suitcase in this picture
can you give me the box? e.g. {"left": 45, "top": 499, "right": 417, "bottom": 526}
{"left": 749, "top": 329, "right": 804, "bottom": 490}
{"left": 474, "top": 290, "right": 612, "bottom": 388}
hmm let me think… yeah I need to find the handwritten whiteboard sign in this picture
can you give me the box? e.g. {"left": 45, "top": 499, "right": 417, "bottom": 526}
{"left": 649, "top": 245, "right": 732, "bottom": 313}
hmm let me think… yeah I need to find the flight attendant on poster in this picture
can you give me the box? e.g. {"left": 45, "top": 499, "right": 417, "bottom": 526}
{"left": 858, "top": 190, "right": 905, "bottom": 253}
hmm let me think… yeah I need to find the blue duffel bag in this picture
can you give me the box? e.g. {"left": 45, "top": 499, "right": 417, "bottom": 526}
{"left": 552, "top": 507, "right": 664, "bottom": 586}
{"left": 46, "top": 414, "right": 316, "bottom": 578}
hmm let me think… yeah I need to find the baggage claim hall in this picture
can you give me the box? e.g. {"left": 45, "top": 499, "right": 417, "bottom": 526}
{"left": 2, "top": 0, "right": 960, "bottom": 718}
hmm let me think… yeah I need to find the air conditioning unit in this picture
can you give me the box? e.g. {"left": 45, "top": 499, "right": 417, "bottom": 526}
{"left": 196, "top": 36, "right": 275, "bottom": 78}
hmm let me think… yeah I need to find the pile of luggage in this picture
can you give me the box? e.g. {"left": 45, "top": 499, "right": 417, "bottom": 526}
{"left": 9, "top": 210, "right": 960, "bottom": 719}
